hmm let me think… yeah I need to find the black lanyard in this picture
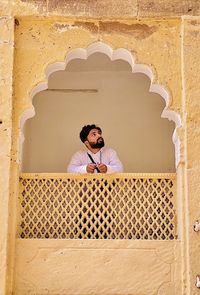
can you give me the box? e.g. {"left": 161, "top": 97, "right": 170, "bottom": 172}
{"left": 87, "top": 153, "right": 100, "bottom": 173}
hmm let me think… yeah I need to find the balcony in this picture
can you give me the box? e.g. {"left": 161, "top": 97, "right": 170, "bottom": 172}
{"left": 19, "top": 173, "right": 177, "bottom": 240}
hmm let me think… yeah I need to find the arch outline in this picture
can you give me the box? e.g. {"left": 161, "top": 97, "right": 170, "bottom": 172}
{"left": 19, "top": 41, "right": 182, "bottom": 168}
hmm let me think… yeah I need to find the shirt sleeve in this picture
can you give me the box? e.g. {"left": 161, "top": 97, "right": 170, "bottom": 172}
{"left": 106, "top": 149, "right": 123, "bottom": 173}
{"left": 67, "top": 152, "right": 87, "bottom": 173}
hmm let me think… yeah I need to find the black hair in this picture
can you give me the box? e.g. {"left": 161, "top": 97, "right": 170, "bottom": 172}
{"left": 80, "top": 124, "right": 102, "bottom": 143}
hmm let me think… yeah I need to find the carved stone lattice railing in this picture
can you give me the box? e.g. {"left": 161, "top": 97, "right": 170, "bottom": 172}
{"left": 19, "top": 173, "right": 177, "bottom": 240}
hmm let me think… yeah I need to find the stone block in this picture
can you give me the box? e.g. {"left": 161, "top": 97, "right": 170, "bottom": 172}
{"left": 0, "top": 55, "right": 13, "bottom": 119}
{"left": 0, "top": 16, "right": 14, "bottom": 43}
{"left": 48, "top": 0, "right": 138, "bottom": 17}
{"left": 0, "top": 0, "right": 11, "bottom": 16}
{"left": 138, "top": 0, "right": 200, "bottom": 17}
{"left": 1, "top": 15, "right": 195, "bottom": 295}
{"left": 186, "top": 121, "right": 200, "bottom": 169}
{"left": 182, "top": 20, "right": 200, "bottom": 295}
{"left": 186, "top": 169, "right": 200, "bottom": 295}
{"left": 98, "top": 19, "right": 182, "bottom": 111}
{"left": 14, "top": 19, "right": 97, "bottom": 106}
{"left": 183, "top": 19, "right": 200, "bottom": 169}
{"left": 14, "top": 239, "right": 181, "bottom": 295}
{"left": 0, "top": 25, "right": 13, "bottom": 295}
{"left": 13, "top": 0, "right": 47, "bottom": 15}
{"left": 184, "top": 20, "right": 200, "bottom": 120}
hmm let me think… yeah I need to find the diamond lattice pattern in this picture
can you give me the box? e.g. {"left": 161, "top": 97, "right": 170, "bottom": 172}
{"left": 19, "top": 174, "right": 176, "bottom": 240}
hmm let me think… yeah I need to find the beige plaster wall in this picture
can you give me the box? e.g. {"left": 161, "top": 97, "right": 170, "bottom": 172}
{"left": 1, "top": 1, "right": 200, "bottom": 295}
{"left": 22, "top": 54, "right": 175, "bottom": 173}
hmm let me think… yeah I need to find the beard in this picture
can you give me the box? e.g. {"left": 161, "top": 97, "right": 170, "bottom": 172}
{"left": 89, "top": 137, "right": 105, "bottom": 149}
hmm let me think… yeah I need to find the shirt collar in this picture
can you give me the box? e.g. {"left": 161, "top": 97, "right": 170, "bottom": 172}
{"left": 87, "top": 147, "right": 104, "bottom": 155}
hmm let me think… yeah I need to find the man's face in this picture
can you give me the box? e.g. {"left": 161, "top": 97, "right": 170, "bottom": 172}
{"left": 86, "top": 128, "right": 105, "bottom": 149}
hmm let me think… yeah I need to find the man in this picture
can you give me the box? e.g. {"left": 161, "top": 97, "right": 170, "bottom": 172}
{"left": 67, "top": 124, "right": 123, "bottom": 173}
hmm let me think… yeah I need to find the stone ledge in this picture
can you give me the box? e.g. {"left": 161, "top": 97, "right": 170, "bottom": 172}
{"left": 5, "top": 0, "right": 200, "bottom": 17}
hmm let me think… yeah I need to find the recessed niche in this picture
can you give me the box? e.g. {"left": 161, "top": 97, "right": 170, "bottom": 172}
{"left": 22, "top": 52, "right": 176, "bottom": 173}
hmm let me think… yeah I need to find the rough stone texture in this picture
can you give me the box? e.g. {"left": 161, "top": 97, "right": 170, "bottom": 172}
{"left": 13, "top": 0, "right": 48, "bottom": 15}
{"left": 184, "top": 19, "right": 200, "bottom": 169}
{"left": 13, "top": 18, "right": 182, "bottom": 116}
{"left": 138, "top": 0, "right": 200, "bottom": 17}
{"left": 0, "top": 0, "right": 8, "bottom": 12}
{"left": 184, "top": 18, "right": 200, "bottom": 295}
{"left": 0, "top": 16, "right": 12, "bottom": 42}
{"left": 10, "top": 18, "right": 182, "bottom": 295}
{"left": 1, "top": 1, "right": 200, "bottom": 295}
{"left": 3, "top": 0, "right": 200, "bottom": 17}
{"left": 99, "top": 19, "right": 182, "bottom": 113}
{"left": 48, "top": 0, "right": 138, "bottom": 17}
{"left": 99, "top": 21, "right": 157, "bottom": 38}
{"left": 0, "top": 0, "right": 11, "bottom": 16}
{"left": 5, "top": 0, "right": 200, "bottom": 17}
{"left": 186, "top": 169, "right": 200, "bottom": 295}
{"left": 14, "top": 239, "right": 181, "bottom": 295}
{"left": 9, "top": 18, "right": 183, "bottom": 295}
{"left": 0, "top": 16, "right": 14, "bottom": 295}
{"left": 13, "top": 18, "right": 97, "bottom": 116}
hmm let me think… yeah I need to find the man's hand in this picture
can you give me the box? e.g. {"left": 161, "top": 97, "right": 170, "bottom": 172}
{"left": 97, "top": 163, "right": 107, "bottom": 173}
{"left": 86, "top": 163, "right": 96, "bottom": 173}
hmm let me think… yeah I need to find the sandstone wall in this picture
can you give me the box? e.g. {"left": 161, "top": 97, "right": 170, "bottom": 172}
{"left": 1, "top": 1, "right": 200, "bottom": 294}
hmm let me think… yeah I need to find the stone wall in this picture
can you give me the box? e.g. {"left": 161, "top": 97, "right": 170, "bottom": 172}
{"left": 0, "top": 14, "right": 14, "bottom": 295}
{"left": 1, "top": 1, "right": 200, "bottom": 294}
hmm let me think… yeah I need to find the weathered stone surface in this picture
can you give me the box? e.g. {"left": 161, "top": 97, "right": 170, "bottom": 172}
{"left": 13, "top": 18, "right": 97, "bottom": 109}
{"left": 186, "top": 169, "right": 200, "bottom": 295}
{"left": 48, "top": 0, "right": 138, "bottom": 17}
{"left": 0, "top": 16, "right": 13, "bottom": 43}
{"left": 13, "top": 18, "right": 182, "bottom": 114}
{"left": 186, "top": 121, "right": 200, "bottom": 168}
{"left": 0, "top": 17, "right": 14, "bottom": 295}
{"left": 138, "top": 0, "right": 200, "bottom": 17}
{"left": 13, "top": 0, "right": 47, "bottom": 15}
{"left": 3, "top": 0, "right": 200, "bottom": 17}
{"left": 14, "top": 239, "right": 181, "bottom": 295}
{"left": 0, "top": 3, "right": 200, "bottom": 295}
{"left": 10, "top": 19, "right": 183, "bottom": 295}
{"left": 54, "top": 21, "right": 99, "bottom": 34}
{"left": 0, "top": 0, "right": 11, "bottom": 16}
{"left": 183, "top": 18, "right": 200, "bottom": 295}
{"left": 99, "top": 21, "right": 157, "bottom": 39}
{"left": 99, "top": 19, "right": 182, "bottom": 113}
{"left": 184, "top": 19, "right": 200, "bottom": 167}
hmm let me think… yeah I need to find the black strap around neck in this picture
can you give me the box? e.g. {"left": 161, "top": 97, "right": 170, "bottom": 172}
{"left": 87, "top": 153, "right": 100, "bottom": 173}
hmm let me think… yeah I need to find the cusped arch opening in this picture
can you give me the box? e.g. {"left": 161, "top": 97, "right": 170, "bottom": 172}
{"left": 20, "top": 42, "right": 181, "bottom": 173}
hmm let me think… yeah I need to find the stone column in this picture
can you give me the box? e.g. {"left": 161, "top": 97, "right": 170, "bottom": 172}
{"left": 0, "top": 9, "right": 14, "bottom": 295}
{"left": 183, "top": 17, "right": 200, "bottom": 295}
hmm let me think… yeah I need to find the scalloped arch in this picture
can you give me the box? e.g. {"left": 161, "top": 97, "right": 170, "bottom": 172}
{"left": 20, "top": 41, "right": 181, "bottom": 168}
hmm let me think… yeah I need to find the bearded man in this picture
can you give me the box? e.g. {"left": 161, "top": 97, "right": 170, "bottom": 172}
{"left": 67, "top": 124, "right": 123, "bottom": 173}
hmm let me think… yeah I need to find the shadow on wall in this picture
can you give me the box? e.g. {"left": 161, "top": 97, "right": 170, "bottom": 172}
{"left": 22, "top": 53, "right": 175, "bottom": 173}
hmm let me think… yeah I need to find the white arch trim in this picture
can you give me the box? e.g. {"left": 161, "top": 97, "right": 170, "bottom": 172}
{"left": 20, "top": 41, "right": 182, "bottom": 168}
